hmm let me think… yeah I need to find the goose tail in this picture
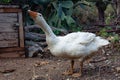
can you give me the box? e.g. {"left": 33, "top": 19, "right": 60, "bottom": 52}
{"left": 95, "top": 37, "right": 110, "bottom": 47}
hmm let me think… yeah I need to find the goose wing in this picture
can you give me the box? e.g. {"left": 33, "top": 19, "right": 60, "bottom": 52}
{"left": 63, "top": 32, "right": 96, "bottom": 45}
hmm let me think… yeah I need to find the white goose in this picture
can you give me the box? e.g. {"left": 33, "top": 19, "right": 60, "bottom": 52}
{"left": 28, "top": 10, "right": 109, "bottom": 77}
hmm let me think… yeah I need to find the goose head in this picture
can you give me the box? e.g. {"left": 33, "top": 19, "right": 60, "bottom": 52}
{"left": 28, "top": 10, "right": 55, "bottom": 36}
{"left": 28, "top": 10, "right": 46, "bottom": 26}
{"left": 28, "top": 10, "right": 57, "bottom": 45}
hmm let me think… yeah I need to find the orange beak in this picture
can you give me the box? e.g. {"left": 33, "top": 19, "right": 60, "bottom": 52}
{"left": 28, "top": 10, "right": 37, "bottom": 19}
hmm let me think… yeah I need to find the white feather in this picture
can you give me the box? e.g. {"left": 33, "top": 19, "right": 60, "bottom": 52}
{"left": 33, "top": 13, "right": 110, "bottom": 60}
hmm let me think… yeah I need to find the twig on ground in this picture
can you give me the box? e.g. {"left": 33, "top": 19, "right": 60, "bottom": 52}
{"left": 90, "top": 57, "right": 107, "bottom": 63}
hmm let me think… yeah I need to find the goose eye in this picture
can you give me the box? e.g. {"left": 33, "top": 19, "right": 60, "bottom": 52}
{"left": 39, "top": 14, "right": 42, "bottom": 16}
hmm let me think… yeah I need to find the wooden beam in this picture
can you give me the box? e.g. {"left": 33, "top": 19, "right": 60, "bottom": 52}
{"left": 83, "top": 29, "right": 120, "bottom": 33}
{"left": 0, "top": 8, "right": 21, "bottom": 12}
{"left": 18, "top": 12, "right": 25, "bottom": 47}
{"left": 0, "top": 47, "right": 25, "bottom": 53}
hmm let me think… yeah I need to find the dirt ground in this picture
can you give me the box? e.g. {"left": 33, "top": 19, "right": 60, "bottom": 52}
{"left": 0, "top": 46, "right": 120, "bottom": 80}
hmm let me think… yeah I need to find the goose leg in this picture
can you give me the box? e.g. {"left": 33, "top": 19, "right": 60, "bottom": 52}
{"left": 79, "top": 61, "right": 83, "bottom": 76}
{"left": 63, "top": 60, "right": 74, "bottom": 75}
{"left": 72, "top": 54, "right": 95, "bottom": 77}
{"left": 72, "top": 60, "right": 83, "bottom": 77}
{"left": 70, "top": 60, "right": 74, "bottom": 74}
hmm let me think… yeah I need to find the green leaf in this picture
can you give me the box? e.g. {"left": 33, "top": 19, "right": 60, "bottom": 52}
{"left": 61, "top": 1, "right": 73, "bottom": 8}
{"left": 52, "top": 1, "right": 58, "bottom": 10}
{"left": 60, "top": 11, "right": 66, "bottom": 20}
{"left": 57, "top": 19, "right": 62, "bottom": 28}
{"left": 33, "top": 0, "right": 50, "bottom": 5}
{"left": 48, "top": 12, "right": 59, "bottom": 26}
{"left": 63, "top": 8, "right": 73, "bottom": 16}
{"left": 65, "top": 16, "right": 75, "bottom": 27}
{"left": 79, "top": 4, "right": 86, "bottom": 10}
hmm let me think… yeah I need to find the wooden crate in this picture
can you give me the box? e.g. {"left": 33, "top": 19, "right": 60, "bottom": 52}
{"left": 0, "top": 5, "right": 27, "bottom": 57}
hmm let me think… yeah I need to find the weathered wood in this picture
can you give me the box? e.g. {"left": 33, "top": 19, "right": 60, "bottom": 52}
{"left": 0, "top": 40, "right": 18, "bottom": 47}
{"left": 0, "top": 13, "right": 17, "bottom": 22}
{"left": 25, "top": 41, "right": 43, "bottom": 57}
{"left": 0, "top": 11, "right": 19, "bottom": 47}
{"left": 0, "top": 51, "right": 25, "bottom": 58}
{"left": 25, "top": 32, "right": 46, "bottom": 41}
{"left": 28, "top": 45, "right": 43, "bottom": 57}
{"left": 0, "top": 5, "right": 26, "bottom": 57}
{"left": 25, "top": 25, "right": 41, "bottom": 32}
{"left": 0, "top": 47, "right": 25, "bottom": 53}
{"left": 25, "top": 41, "right": 47, "bottom": 48}
{"left": 0, "top": 13, "right": 18, "bottom": 33}
{"left": 0, "top": 5, "right": 19, "bottom": 8}
{"left": 37, "top": 42, "right": 47, "bottom": 48}
{"left": 27, "top": 32, "right": 46, "bottom": 38}
{"left": 0, "top": 24, "right": 18, "bottom": 32}
{"left": 25, "top": 41, "right": 36, "bottom": 46}
{"left": 0, "top": 8, "right": 21, "bottom": 12}
{"left": 18, "top": 11, "right": 24, "bottom": 47}
{"left": 0, "top": 32, "right": 18, "bottom": 40}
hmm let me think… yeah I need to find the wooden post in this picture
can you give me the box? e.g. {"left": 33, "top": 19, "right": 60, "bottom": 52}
{"left": 18, "top": 11, "right": 25, "bottom": 47}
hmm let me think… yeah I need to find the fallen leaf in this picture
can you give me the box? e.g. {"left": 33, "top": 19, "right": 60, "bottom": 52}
{"left": 34, "top": 61, "right": 49, "bottom": 67}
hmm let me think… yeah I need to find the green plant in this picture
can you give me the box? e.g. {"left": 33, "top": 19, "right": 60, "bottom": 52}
{"left": 105, "top": 4, "right": 115, "bottom": 24}
{"left": 47, "top": 0, "right": 98, "bottom": 32}
{"left": 99, "top": 28, "right": 109, "bottom": 37}
{"left": 110, "top": 34, "right": 120, "bottom": 43}
{"left": 0, "top": 0, "right": 11, "bottom": 3}
{"left": 8, "top": 0, "right": 117, "bottom": 34}
{"left": 48, "top": 1, "right": 76, "bottom": 30}
{"left": 21, "top": 0, "right": 85, "bottom": 33}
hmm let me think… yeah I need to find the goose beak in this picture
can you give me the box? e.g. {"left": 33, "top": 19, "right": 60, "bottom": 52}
{"left": 28, "top": 10, "right": 37, "bottom": 19}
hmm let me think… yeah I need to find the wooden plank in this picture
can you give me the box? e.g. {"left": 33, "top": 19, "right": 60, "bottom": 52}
{"left": 0, "top": 47, "right": 25, "bottom": 53}
{"left": 0, "top": 23, "right": 18, "bottom": 32}
{"left": 0, "top": 13, "right": 17, "bottom": 23}
{"left": 0, "top": 40, "right": 18, "bottom": 47}
{"left": 0, "top": 8, "right": 21, "bottom": 12}
{"left": 0, "top": 32, "right": 18, "bottom": 40}
{"left": 0, "top": 5, "right": 19, "bottom": 8}
{"left": 0, "top": 51, "right": 25, "bottom": 58}
{"left": 0, "top": 13, "right": 18, "bottom": 32}
{"left": 18, "top": 12, "right": 24, "bottom": 47}
{"left": 0, "top": 12, "right": 19, "bottom": 47}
